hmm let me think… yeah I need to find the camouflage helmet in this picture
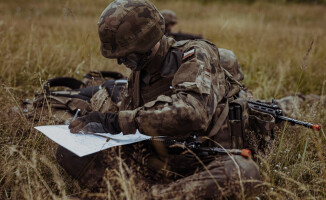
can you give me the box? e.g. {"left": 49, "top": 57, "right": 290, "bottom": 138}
{"left": 160, "top": 9, "right": 177, "bottom": 25}
{"left": 98, "top": 0, "right": 165, "bottom": 58}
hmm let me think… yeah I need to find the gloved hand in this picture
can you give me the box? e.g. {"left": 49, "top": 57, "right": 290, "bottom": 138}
{"left": 69, "top": 111, "right": 121, "bottom": 134}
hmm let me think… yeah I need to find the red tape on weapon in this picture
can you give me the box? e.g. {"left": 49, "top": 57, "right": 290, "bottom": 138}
{"left": 312, "top": 124, "right": 321, "bottom": 131}
{"left": 240, "top": 149, "right": 252, "bottom": 158}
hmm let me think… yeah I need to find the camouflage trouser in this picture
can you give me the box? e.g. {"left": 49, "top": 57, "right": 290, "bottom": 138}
{"left": 56, "top": 146, "right": 261, "bottom": 199}
{"left": 56, "top": 146, "right": 109, "bottom": 190}
{"left": 150, "top": 155, "right": 261, "bottom": 200}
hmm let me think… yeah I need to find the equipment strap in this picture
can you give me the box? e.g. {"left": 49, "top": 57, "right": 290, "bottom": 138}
{"left": 207, "top": 100, "right": 229, "bottom": 138}
{"left": 44, "top": 77, "right": 84, "bottom": 94}
{"left": 83, "top": 71, "right": 125, "bottom": 80}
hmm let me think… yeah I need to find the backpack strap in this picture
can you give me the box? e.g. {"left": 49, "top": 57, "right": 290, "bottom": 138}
{"left": 207, "top": 99, "right": 229, "bottom": 138}
{"left": 43, "top": 77, "right": 85, "bottom": 94}
{"left": 47, "top": 79, "right": 127, "bottom": 103}
{"left": 99, "top": 71, "right": 125, "bottom": 79}
{"left": 221, "top": 67, "right": 243, "bottom": 98}
{"left": 83, "top": 71, "right": 125, "bottom": 80}
{"left": 49, "top": 87, "right": 99, "bottom": 102}
{"left": 198, "top": 99, "right": 229, "bottom": 143}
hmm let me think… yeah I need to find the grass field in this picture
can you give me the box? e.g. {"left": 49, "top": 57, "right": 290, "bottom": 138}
{"left": 1, "top": 0, "right": 326, "bottom": 199}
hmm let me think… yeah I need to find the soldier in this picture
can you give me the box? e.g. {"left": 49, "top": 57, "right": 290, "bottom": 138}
{"left": 61, "top": 0, "right": 262, "bottom": 199}
{"left": 160, "top": 9, "right": 244, "bottom": 85}
{"left": 160, "top": 9, "right": 177, "bottom": 35}
{"left": 276, "top": 93, "right": 325, "bottom": 117}
{"left": 160, "top": 9, "right": 203, "bottom": 41}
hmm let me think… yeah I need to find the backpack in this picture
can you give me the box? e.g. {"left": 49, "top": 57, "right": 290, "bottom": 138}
{"left": 21, "top": 71, "right": 127, "bottom": 124}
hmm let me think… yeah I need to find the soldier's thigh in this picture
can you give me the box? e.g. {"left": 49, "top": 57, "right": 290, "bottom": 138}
{"left": 56, "top": 145, "right": 107, "bottom": 189}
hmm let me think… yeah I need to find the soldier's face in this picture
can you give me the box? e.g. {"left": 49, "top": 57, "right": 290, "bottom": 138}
{"left": 117, "top": 41, "right": 161, "bottom": 71}
{"left": 166, "top": 23, "right": 175, "bottom": 33}
{"left": 117, "top": 50, "right": 152, "bottom": 71}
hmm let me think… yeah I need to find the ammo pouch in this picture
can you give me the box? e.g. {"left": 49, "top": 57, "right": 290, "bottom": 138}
{"left": 228, "top": 98, "right": 275, "bottom": 152}
{"left": 30, "top": 71, "right": 127, "bottom": 124}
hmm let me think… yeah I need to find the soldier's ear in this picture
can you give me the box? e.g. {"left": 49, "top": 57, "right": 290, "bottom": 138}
{"left": 151, "top": 41, "right": 161, "bottom": 57}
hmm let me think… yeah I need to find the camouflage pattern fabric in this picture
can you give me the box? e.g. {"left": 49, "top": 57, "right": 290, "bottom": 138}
{"left": 9, "top": 99, "right": 75, "bottom": 125}
{"left": 115, "top": 34, "right": 262, "bottom": 198}
{"left": 219, "top": 48, "right": 244, "bottom": 82}
{"left": 56, "top": 146, "right": 109, "bottom": 190}
{"left": 90, "top": 88, "right": 120, "bottom": 113}
{"left": 150, "top": 154, "right": 261, "bottom": 200}
{"left": 57, "top": 1, "right": 264, "bottom": 199}
{"left": 276, "top": 93, "right": 326, "bottom": 117}
{"left": 56, "top": 144, "right": 261, "bottom": 200}
{"left": 57, "top": 34, "right": 263, "bottom": 198}
{"left": 98, "top": 0, "right": 165, "bottom": 58}
{"left": 118, "top": 37, "right": 228, "bottom": 136}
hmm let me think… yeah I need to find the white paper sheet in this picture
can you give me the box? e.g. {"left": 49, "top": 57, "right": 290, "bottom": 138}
{"left": 34, "top": 125, "right": 151, "bottom": 157}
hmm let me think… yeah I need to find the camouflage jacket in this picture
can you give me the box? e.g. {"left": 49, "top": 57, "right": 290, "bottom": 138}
{"left": 113, "top": 35, "right": 244, "bottom": 178}
{"left": 118, "top": 35, "right": 237, "bottom": 140}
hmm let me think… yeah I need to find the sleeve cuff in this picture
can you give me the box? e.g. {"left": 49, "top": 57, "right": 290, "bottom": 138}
{"left": 118, "top": 110, "right": 138, "bottom": 134}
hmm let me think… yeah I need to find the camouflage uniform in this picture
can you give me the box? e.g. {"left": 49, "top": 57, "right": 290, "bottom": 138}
{"left": 276, "top": 93, "right": 326, "bottom": 117}
{"left": 117, "top": 38, "right": 261, "bottom": 200}
{"left": 160, "top": 9, "right": 177, "bottom": 35}
{"left": 161, "top": 10, "right": 177, "bottom": 27}
{"left": 57, "top": 0, "right": 261, "bottom": 199}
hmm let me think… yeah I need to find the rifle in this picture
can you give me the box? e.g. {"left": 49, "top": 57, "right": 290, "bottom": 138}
{"left": 149, "top": 99, "right": 322, "bottom": 159}
{"left": 247, "top": 100, "right": 321, "bottom": 131}
{"left": 150, "top": 136, "right": 253, "bottom": 158}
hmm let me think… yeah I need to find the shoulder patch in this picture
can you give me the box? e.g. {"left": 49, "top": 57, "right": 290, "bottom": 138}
{"left": 182, "top": 49, "right": 195, "bottom": 61}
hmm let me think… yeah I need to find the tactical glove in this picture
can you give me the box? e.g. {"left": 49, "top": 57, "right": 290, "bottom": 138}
{"left": 69, "top": 111, "right": 121, "bottom": 134}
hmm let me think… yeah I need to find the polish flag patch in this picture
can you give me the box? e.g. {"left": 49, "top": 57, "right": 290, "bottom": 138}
{"left": 183, "top": 49, "right": 195, "bottom": 60}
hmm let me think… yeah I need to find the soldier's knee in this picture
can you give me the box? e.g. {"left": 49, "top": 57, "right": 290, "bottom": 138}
{"left": 234, "top": 156, "right": 261, "bottom": 181}
{"left": 56, "top": 146, "right": 97, "bottom": 180}
{"left": 56, "top": 145, "right": 84, "bottom": 179}
{"left": 231, "top": 155, "right": 262, "bottom": 197}
{"left": 56, "top": 146, "right": 107, "bottom": 189}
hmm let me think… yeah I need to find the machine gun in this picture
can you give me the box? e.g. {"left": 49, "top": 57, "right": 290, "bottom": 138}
{"left": 247, "top": 100, "right": 321, "bottom": 131}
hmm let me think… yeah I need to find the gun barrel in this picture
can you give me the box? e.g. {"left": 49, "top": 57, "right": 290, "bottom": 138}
{"left": 277, "top": 115, "right": 321, "bottom": 131}
{"left": 248, "top": 100, "right": 321, "bottom": 131}
{"left": 196, "top": 147, "right": 252, "bottom": 158}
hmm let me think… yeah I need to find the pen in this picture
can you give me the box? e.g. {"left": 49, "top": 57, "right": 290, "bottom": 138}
{"left": 92, "top": 133, "right": 111, "bottom": 142}
{"left": 73, "top": 109, "right": 81, "bottom": 121}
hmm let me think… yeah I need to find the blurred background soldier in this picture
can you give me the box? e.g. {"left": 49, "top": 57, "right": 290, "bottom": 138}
{"left": 160, "top": 9, "right": 246, "bottom": 86}
{"left": 160, "top": 9, "right": 177, "bottom": 35}
{"left": 161, "top": 9, "right": 203, "bottom": 41}
{"left": 277, "top": 93, "right": 325, "bottom": 117}
{"left": 57, "top": 0, "right": 263, "bottom": 199}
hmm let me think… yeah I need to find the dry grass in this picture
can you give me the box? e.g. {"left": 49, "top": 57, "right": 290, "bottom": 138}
{"left": 1, "top": 0, "right": 326, "bottom": 199}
